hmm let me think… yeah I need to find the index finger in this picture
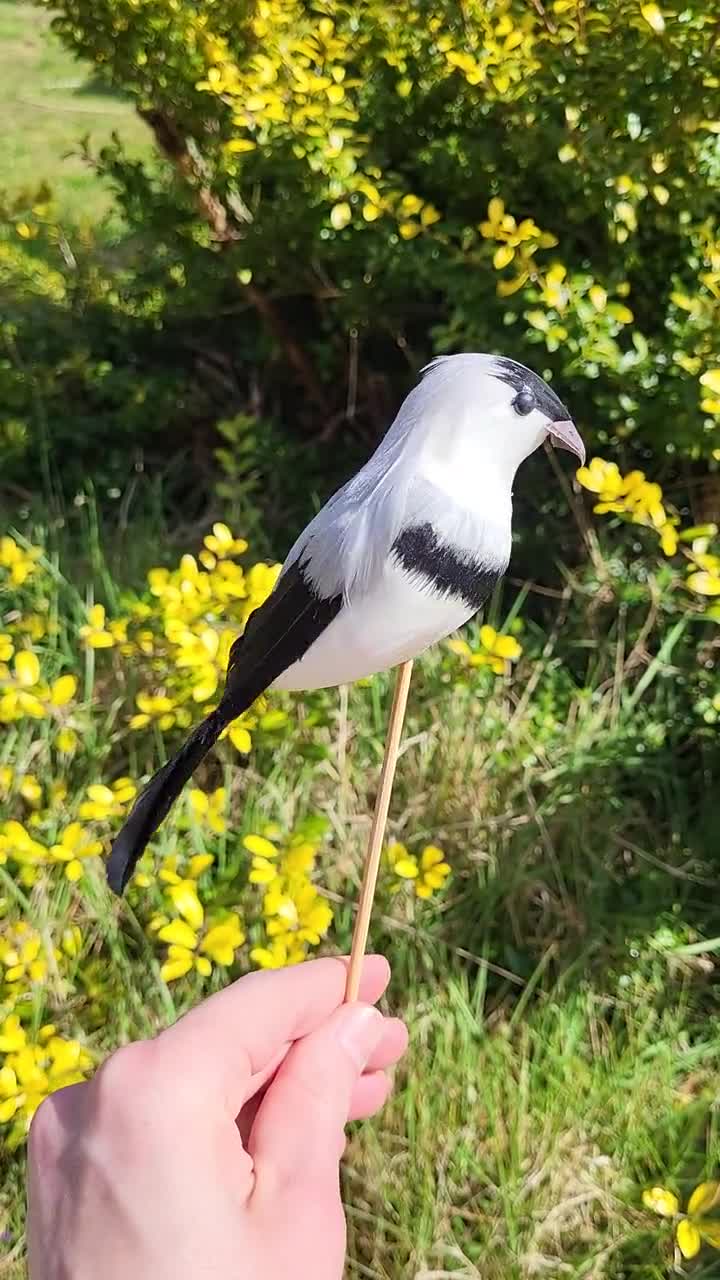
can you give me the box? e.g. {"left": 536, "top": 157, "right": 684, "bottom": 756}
{"left": 151, "top": 954, "right": 391, "bottom": 1112}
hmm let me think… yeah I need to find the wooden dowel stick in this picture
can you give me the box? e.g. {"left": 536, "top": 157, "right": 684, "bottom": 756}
{"left": 345, "top": 659, "right": 414, "bottom": 1002}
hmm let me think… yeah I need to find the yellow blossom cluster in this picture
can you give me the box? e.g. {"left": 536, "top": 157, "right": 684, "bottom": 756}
{"left": 576, "top": 458, "right": 720, "bottom": 611}
{"left": 0, "top": 651, "right": 77, "bottom": 725}
{"left": 74, "top": 523, "right": 283, "bottom": 754}
{"left": 0, "top": 817, "right": 106, "bottom": 885}
{"left": 386, "top": 842, "right": 451, "bottom": 899}
{"left": 577, "top": 457, "right": 680, "bottom": 556}
{"left": 0, "top": 535, "right": 42, "bottom": 587}
{"left": 434, "top": 1, "right": 539, "bottom": 97}
{"left": 0, "top": 1015, "right": 93, "bottom": 1147}
{"left": 448, "top": 625, "right": 523, "bottom": 676}
{"left": 526, "top": 264, "right": 634, "bottom": 352}
{"left": 146, "top": 850, "right": 246, "bottom": 983}
{"left": 245, "top": 826, "right": 334, "bottom": 968}
{"left": 643, "top": 1182, "right": 720, "bottom": 1260}
{"left": 479, "top": 198, "right": 558, "bottom": 297}
{"left": 685, "top": 543, "right": 720, "bottom": 599}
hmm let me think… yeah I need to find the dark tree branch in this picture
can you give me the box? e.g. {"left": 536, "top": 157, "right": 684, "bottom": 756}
{"left": 138, "top": 107, "right": 330, "bottom": 416}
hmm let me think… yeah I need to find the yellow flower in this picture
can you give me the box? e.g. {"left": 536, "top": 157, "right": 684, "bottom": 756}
{"left": 0, "top": 820, "right": 47, "bottom": 883}
{"left": 243, "top": 562, "right": 282, "bottom": 615}
{"left": 386, "top": 841, "right": 419, "bottom": 880}
{"left": 415, "top": 845, "right": 451, "bottom": 899}
{"left": 14, "top": 613, "right": 47, "bottom": 642}
{"left": 479, "top": 197, "right": 557, "bottom": 292}
{"left": 331, "top": 201, "right": 351, "bottom": 229}
{"left": 448, "top": 627, "right": 522, "bottom": 676}
{"left": 50, "top": 822, "right": 104, "bottom": 882}
{"left": 0, "top": 536, "right": 42, "bottom": 587}
{"left": 263, "top": 880, "right": 332, "bottom": 945}
{"left": 248, "top": 824, "right": 332, "bottom": 966}
{"left": 387, "top": 842, "right": 450, "bottom": 898}
{"left": 700, "top": 369, "right": 720, "bottom": 402}
{"left": 19, "top": 775, "right": 42, "bottom": 807}
{"left": 166, "top": 880, "right": 205, "bottom": 930}
{"left": 0, "top": 652, "right": 78, "bottom": 724}
{"left": 0, "top": 634, "right": 13, "bottom": 663}
{"left": 14, "top": 650, "right": 40, "bottom": 688}
{"left": 158, "top": 852, "right": 215, "bottom": 884}
{"left": 56, "top": 727, "right": 78, "bottom": 755}
{"left": 0, "top": 1014, "right": 26, "bottom": 1053}
{"left": 79, "top": 604, "right": 115, "bottom": 649}
{"left": 0, "top": 922, "right": 48, "bottom": 986}
{"left": 640, "top": 2, "right": 665, "bottom": 33}
{"left": 659, "top": 524, "right": 679, "bottom": 557}
{"left": 202, "top": 522, "right": 248, "bottom": 561}
{"left": 245, "top": 832, "right": 281, "bottom": 883}
{"left": 642, "top": 1186, "right": 679, "bottom": 1217}
{"left": 577, "top": 457, "right": 679, "bottom": 555}
{"left": 188, "top": 787, "right": 227, "bottom": 835}
{"left": 251, "top": 935, "right": 307, "bottom": 968}
{"left": 685, "top": 549, "right": 720, "bottom": 597}
{"left": 129, "top": 691, "right": 178, "bottom": 732}
{"left": 576, "top": 456, "right": 624, "bottom": 498}
{"left": 200, "top": 915, "right": 245, "bottom": 966}
{"left": 643, "top": 1180, "right": 720, "bottom": 1260}
{"left": 687, "top": 569, "right": 720, "bottom": 596}
{"left": 61, "top": 925, "right": 83, "bottom": 959}
{"left": 78, "top": 778, "right": 136, "bottom": 822}
{"left": 540, "top": 262, "right": 570, "bottom": 311}
{"left": 50, "top": 674, "right": 77, "bottom": 707}
{"left": 156, "top": 910, "right": 244, "bottom": 982}
{"left": 227, "top": 716, "right": 255, "bottom": 753}
{"left": 0, "top": 1018, "right": 93, "bottom": 1137}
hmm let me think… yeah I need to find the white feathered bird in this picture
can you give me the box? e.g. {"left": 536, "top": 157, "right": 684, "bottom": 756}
{"left": 107, "top": 352, "right": 585, "bottom": 893}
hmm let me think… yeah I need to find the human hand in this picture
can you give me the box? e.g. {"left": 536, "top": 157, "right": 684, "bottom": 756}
{"left": 27, "top": 954, "right": 407, "bottom": 1280}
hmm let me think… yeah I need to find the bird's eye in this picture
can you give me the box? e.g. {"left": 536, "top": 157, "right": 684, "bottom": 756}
{"left": 513, "top": 389, "right": 535, "bottom": 416}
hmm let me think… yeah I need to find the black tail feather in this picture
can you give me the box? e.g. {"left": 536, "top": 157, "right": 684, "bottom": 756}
{"left": 106, "top": 708, "right": 227, "bottom": 895}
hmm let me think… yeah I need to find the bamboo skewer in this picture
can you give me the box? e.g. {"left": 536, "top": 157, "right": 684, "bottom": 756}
{"left": 345, "top": 659, "right": 414, "bottom": 1002}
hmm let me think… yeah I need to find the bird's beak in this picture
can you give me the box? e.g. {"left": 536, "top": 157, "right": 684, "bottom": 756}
{"left": 548, "top": 419, "right": 586, "bottom": 465}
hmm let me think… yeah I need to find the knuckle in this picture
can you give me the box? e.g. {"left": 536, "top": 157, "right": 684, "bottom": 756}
{"left": 94, "top": 1041, "right": 154, "bottom": 1112}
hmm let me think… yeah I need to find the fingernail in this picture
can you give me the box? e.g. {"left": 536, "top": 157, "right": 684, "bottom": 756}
{"left": 339, "top": 1005, "right": 384, "bottom": 1070}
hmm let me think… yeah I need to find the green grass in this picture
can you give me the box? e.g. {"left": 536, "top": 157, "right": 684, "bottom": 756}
{"left": 2, "top": 503, "right": 720, "bottom": 1278}
{"left": 0, "top": 1, "right": 151, "bottom": 222}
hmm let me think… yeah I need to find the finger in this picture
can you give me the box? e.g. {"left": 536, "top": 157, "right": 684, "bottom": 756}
{"left": 348, "top": 1070, "right": 392, "bottom": 1121}
{"left": 151, "top": 954, "right": 390, "bottom": 1115}
{"left": 237, "top": 1018, "right": 407, "bottom": 1145}
{"left": 364, "top": 1017, "right": 408, "bottom": 1074}
{"left": 249, "top": 1002, "right": 385, "bottom": 1207}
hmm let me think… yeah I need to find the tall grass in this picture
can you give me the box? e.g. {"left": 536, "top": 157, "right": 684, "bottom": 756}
{"left": 1, "top": 494, "right": 719, "bottom": 1276}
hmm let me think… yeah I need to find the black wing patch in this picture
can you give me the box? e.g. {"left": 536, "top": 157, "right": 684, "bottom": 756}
{"left": 494, "top": 357, "right": 570, "bottom": 423}
{"left": 221, "top": 558, "right": 343, "bottom": 714}
{"left": 393, "top": 523, "right": 502, "bottom": 613}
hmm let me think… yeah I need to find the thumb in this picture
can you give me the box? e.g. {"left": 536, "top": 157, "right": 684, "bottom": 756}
{"left": 249, "top": 1002, "right": 384, "bottom": 1203}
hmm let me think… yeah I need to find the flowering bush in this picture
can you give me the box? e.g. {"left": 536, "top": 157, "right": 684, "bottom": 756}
{"left": 2, "top": 0, "right": 720, "bottom": 496}
{"left": 0, "top": 520, "right": 456, "bottom": 1146}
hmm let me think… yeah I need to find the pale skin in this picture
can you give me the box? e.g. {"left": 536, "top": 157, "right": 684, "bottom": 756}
{"left": 27, "top": 955, "right": 408, "bottom": 1280}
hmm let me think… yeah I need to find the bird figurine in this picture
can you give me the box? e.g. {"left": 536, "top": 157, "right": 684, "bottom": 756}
{"left": 107, "top": 353, "right": 584, "bottom": 895}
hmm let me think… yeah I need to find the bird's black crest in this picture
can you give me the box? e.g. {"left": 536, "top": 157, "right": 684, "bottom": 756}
{"left": 393, "top": 523, "right": 502, "bottom": 613}
{"left": 493, "top": 357, "right": 570, "bottom": 423}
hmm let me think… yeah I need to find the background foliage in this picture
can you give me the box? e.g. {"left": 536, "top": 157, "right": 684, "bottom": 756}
{"left": 2, "top": 1, "right": 720, "bottom": 1277}
{"left": 3, "top": 0, "right": 720, "bottom": 502}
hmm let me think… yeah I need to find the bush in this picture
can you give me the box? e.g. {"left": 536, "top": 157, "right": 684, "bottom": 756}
{"left": 19, "top": 0, "right": 720, "bottom": 472}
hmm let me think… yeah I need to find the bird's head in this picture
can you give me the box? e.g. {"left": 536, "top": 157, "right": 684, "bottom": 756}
{"left": 418, "top": 353, "right": 585, "bottom": 479}
{"left": 490, "top": 355, "right": 585, "bottom": 466}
